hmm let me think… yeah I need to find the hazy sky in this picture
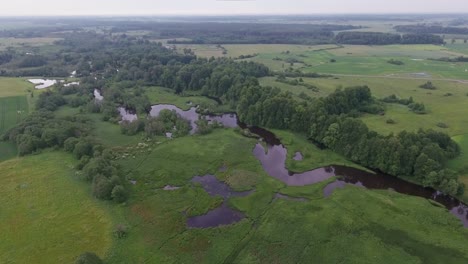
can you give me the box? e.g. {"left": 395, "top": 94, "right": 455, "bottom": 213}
{"left": 1, "top": 0, "right": 467, "bottom": 16}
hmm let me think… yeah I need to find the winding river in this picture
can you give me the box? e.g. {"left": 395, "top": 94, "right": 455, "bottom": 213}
{"left": 114, "top": 102, "right": 468, "bottom": 228}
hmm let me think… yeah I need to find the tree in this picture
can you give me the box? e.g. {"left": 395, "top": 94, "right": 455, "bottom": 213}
{"left": 92, "top": 174, "right": 114, "bottom": 200}
{"left": 75, "top": 252, "right": 103, "bottom": 264}
{"left": 111, "top": 185, "right": 128, "bottom": 203}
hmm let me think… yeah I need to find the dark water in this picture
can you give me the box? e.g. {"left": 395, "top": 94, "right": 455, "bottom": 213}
{"left": 187, "top": 175, "right": 252, "bottom": 228}
{"left": 206, "top": 113, "right": 238, "bottom": 128}
{"left": 293, "top": 152, "right": 304, "bottom": 161}
{"left": 187, "top": 204, "right": 245, "bottom": 228}
{"left": 252, "top": 137, "right": 468, "bottom": 227}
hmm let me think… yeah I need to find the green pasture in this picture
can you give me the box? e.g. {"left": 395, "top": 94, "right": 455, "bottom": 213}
{"left": 0, "top": 37, "right": 61, "bottom": 51}
{"left": 145, "top": 86, "right": 217, "bottom": 110}
{"left": 0, "top": 95, "right": 29, "bottom": 135}
{"left": 0, "top": 152, "right": 113, "bottom": 263}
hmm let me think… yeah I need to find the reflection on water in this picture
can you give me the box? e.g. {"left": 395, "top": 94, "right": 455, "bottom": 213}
{"left": 187, "top": 175, "right": 252, "bottom": 228}
{"left": 28, "top": 79, "right": 57, "bottom": 89}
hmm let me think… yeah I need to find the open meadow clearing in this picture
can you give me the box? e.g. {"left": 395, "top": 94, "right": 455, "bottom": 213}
{"left": 0, "top": 152, "right": 113, "bottom": 263}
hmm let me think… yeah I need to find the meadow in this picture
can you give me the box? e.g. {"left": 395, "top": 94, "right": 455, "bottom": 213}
{"left": 0, "top": 152, "right": 113, "bottom": 263}
{"left": 99, "top": 128, "right": 468, "bottom": 263}
{"left": 0, "top": 37, "right": 61, "bottom": 51}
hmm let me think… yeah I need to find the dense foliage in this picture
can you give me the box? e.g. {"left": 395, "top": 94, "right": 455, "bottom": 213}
{"left": 395, "top": 24, "right": 468, "bottom": 35}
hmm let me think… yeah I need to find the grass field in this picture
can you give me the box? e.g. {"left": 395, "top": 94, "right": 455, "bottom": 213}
{"left": 0, "top": 37, "right": 61, "bottom": 51}
{"left": 0, "top": 77, "right": 34, "bottom": 97}
{"left": 0, "top": 141, "right": 17, "bottom": 162}
{"left": 145, "top": 86, "right": 218, "bottom": 110}
{"left": 242, "top": 44, "right": 468, "bottom": 78}
{"left": 0, "top": 152, "right": 113, "bottom": 263}
{"left": 0, "top": 95, "right": 29, "bottom": 135}
{"left": 99, "top": 129, "right": 468, "bottom": 263}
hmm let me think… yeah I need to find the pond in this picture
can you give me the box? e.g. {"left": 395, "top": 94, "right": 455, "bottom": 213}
{"left": 28, "top": 79, "right": 57, "bottom": 89}
{"left": 118, "top": 107, "right": 138, "bottom": 122}
{"left": 187, "top": 175, "right": 252, "bottom": 228}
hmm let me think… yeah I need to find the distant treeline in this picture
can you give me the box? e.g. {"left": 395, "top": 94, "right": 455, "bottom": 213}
{"left": 335, "top": 32, "right": 444, "bottom": 45}
{"left": 395, "top": 24, "right": 468, "bottom": 35}
{"left": 160, "top": 23, "right": 358, "bottom": 45}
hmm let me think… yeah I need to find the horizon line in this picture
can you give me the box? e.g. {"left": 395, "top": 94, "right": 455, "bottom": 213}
{"left": 0, "top": 12, "right": 467, "bottom": 17}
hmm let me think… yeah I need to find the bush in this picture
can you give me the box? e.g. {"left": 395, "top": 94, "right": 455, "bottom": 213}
{"left": 111, "top": 185, "right": 128, "bottom": 203}
{"left": 75, "top": 252, "right": 103, "bottom": 264}
{"left": 64, "top": 137, "right": 79, "bottom": 152}
{"left": 387, "top": 59, "right": 404, "bottom": 65}
{"left": 114, "top": 224, "right": 128, "bottom": 239}
{"left": 419, "top": 81, "right": 437, "bottom": 90}
{"left": 73, "top": 139, "right": 94, "bottom": 159}
{"left": 436, "top": 122, "right": 449, "bottom": 128}
{"left": 92, "top": 174, "right": 114, "bottom": 200}
{"left": 386, "top": 118, "right": 396, "bottom": 124}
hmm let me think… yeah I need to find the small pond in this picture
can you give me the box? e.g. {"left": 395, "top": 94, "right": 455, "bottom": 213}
{"left": 187, "top": 175, "right": 253, "bottom": 228}
{"left": 28, "top": 79, "right": 57, "bottom": 89}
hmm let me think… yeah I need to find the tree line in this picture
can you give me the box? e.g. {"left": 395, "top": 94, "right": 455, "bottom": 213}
{"left": 395, "top": 24, "right": 468, "bottom": 35}
{"left": 335, "top": 32, "right": 444, "bottom": 45}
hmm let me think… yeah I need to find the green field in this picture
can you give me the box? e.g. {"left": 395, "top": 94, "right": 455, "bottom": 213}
{"left": 240, "top": 44, "right": 468, "bottom": 79}
{"left": 0, "top": 141, "right": 17, "bottom": 162}
{"left": 146, "top": 86, "right": 218, "bottom": 110}
{"left": 0, "top": 152, "right": 113, "bottom": 263}
{"left": 0, "top": 95, "right": 29, "bottom": 135}
{"left": 0, "top": 77, "right": 34, "bottom": 97}
{"left": 97, "top": 128, "right": 468, "bottom": 263}
{"left": 0, "top": 37, "right": 61, "bottom": 51}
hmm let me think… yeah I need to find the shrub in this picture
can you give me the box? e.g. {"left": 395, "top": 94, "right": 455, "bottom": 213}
{"left": 419, "top": 81, "right": 437, "bottom": 90}
{"left": 436, "top": 122, "right": 449, "bottom": 128}
{"left": 387, "top": 59, "right": 404, "bottom": 65}
{"left": 75, "top": 252, "right": 103, "bottom": 264}
{"left": 64, "top": 137, "right": 79, "bottom": 152}
{"left": 114, "top": 224, "right": 128, "bottom": 239}
{"left": 111, "top": 185, "right": 128, "bottom": 203}
{"left": 92, "top": 174, "right": 114, "bottom": 200}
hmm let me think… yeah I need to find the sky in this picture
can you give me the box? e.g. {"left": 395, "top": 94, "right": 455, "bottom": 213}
{"left": 0, "top": 0, "right": 467, "bottom": 16}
